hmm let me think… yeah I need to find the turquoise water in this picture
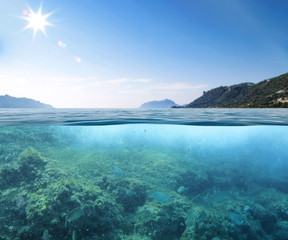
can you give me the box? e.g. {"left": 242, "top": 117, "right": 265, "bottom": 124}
{"left": 0, "top": 109, "right": 288, "bottom": 240}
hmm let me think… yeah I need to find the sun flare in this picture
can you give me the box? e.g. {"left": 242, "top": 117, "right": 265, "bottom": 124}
{"left": 23, "top": 6, "right": 52, "bottom": 37}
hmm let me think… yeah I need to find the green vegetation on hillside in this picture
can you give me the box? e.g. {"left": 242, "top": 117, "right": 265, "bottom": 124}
{"left": 187, "top": 73, "right": 288, "bottom": 108}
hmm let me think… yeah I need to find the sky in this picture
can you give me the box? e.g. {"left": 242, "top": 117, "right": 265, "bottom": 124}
{"left": 0, "top": 0, "right": 288, "bottom": 108}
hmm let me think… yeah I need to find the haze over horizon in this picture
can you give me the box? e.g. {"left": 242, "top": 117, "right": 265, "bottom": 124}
{"left": 1, "top": 0, "right": 288, "bottom": 108}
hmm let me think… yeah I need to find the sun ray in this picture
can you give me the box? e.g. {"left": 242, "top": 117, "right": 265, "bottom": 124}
{"left": 22, "top": 6, "right": 53, "bottom": 37}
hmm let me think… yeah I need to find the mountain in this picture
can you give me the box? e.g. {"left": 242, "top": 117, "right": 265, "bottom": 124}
{"left": 0, "top": 95, "right": 53, "bottom": 108}
{"left": 186, "top": 73, "right": 288, "bottom": 108}
{"left": 140, "top": 99, "right": 178, "bottom": 108}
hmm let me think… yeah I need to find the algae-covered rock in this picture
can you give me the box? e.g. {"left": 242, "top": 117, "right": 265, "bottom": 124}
{"left": 23, "top": 175, "right": 123, "bottom": 239}
{"left": 117, "top": 181, "right": 147, "bottom": 213}
{"left": 122, "top": 234, "right": 152, "bottom": 240}
{"left": 260, "top": 214, "right": 277, "bottom": 234}
{"left": 0, "top": 148, "right": 125, "bottom": 240}
{"left": 275, "top": 230, "right": 288, "bottom": 240}
{"left": 101, "top": 176, "right": 147, "bottom": 213}
{"left": 177, "top": 170, "right": 211, "bottom": 198}
{"left": 0, "top": 164, "right": 20, "bottom": 189}
{"left": 0, "top": 148, "right": 47, "bottom": 189}
{"left": 181, "top": 208, "right": 224, "bottom": 240}
{"left": 17, "top": 147, "right": 47, "bottom": 182}
{"left": 134, "top": 200, "right": 188, "bottom": 240}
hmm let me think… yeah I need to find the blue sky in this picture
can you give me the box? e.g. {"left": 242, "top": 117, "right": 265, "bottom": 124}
{"left": 1, "top": 0, "right": 288, "bottom": 107}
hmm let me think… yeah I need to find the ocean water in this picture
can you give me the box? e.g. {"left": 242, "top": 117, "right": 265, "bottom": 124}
{"left": 0, "top": 108, "right": 288, "bottom": 240}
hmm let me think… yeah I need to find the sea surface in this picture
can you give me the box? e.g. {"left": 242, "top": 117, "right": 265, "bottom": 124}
{"left": 0, "top": 108, "right": 288, "bottom": 240}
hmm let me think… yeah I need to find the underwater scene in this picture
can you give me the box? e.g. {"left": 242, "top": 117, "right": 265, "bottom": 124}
{"left": 0, "top": 109, "right": 288, "bottom": 240}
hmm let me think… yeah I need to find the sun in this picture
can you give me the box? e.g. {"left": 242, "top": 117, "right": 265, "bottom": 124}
{"left": 23, "top": 6, "right": 53, "bottom": 37}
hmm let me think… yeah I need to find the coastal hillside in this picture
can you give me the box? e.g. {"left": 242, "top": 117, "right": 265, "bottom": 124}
{"left": 0, "top": 95, "right": 53, "bottom": 108}
{"left": 140, "top": 99, "right": 178, "bottom": 108}
{"left": 186, "top": 73, "right": 288, "bottom": 108}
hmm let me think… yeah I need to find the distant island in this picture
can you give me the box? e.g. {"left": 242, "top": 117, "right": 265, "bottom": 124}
{"left": 0, "top": 95, "right": 53, "bottom": 108}
{"left": 186, "top": 72, "right": 288, "bottom": 108}
{"left": 140, "top": 99, "right": 179, "bottom": 108}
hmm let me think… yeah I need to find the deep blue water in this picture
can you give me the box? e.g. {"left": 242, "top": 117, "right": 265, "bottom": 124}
{"left": 0, "top": 108, "right": 287, "bottom": 240}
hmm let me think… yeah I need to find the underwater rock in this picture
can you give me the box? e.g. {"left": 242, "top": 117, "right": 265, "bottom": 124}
{"left": 279, "top": 221, "right": 288, "bottom": 231}
{"left": 17, "top": 147, "right": 47, "bottom": 182}
{"left": 278, "top": 210, "right": 288, "bottom": 221}
{"left": 177, "top": 170, "right": 211, "bottom": 197}
{"left": 100, "top": 176, "right": 147, "bottom": 213}
{"left": 1, "top": 187, "right": 18, "bottom": 201}
{"left": 228, "top": 212, "right": 243, "bottom": 226}
{"left": 196, "top": 210, "right": 208, "bottom": 223}
{"left": 18, "top": 147, "right": 47, "bottom": 169}
{"left": 22, "top": 178, "right": 122, "bottom": 239}
{"left": 254, "top": 178, "right": 288, "bottom": 194}
{"left": 116, "top": 181, "right": 147, "bottom": 213}
{"left": 0, "top": 148, "right": 47, "bottom": 189}
{"left": 152, "top": 192, "right": 171, "bottom": 203}
{"left": 0, "top": 160, "right": 122, "bottom": 239}
{"left": 275, "top": 230, "right": 288, "bottom": 240}
{"left": 260, "top": 214, "right": 277, "bottom": 234}
{"left": 136, "top": 206, "right": 186, "bottom": 240}
{"left": 181, "top": 209, "right": 224, "bottom": 240}
{"left": 0, "top": 164, "right": 21, "bottom": 189}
